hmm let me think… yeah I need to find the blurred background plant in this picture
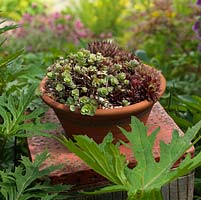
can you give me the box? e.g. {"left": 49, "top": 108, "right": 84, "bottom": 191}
{"left": 65, "top": 0, "right": 132, "bottom": 37}
{"left": 2, "top": 11, "right": 91, "bottom": 54}
{"left": 0, "top": 0, "right": 47, "bottom": 20}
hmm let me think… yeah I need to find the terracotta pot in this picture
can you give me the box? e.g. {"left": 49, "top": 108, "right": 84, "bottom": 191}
{"left": 40, "top": 73, "right": 166, "bottom": 143}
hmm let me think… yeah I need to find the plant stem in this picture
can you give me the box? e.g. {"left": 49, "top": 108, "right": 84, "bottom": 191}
{"left": 127, "top": 189, "right": 163, "bottom": 200}
{"left": 14, "top": 136, "right": 17, "bottom": 168}
{"left": 0, "top": 137, "right": 7, "bottom": 167}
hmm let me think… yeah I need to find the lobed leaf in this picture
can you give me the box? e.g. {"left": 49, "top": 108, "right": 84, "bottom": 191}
{"left": 60, "top": 133, "right": 129, "bottom": 186}
{"left": 0, "top": 151, "right": 71, "bottom": 200}
{"left": 60, "top": 116, "right": 201, "bottom": 199}
{"left": 0, "top": 84, "right": 56, "bottom": 139}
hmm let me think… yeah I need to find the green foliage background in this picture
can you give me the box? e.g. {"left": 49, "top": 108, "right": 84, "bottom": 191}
{"left": 0, "top": 0, "right": 46, "bottom": 20}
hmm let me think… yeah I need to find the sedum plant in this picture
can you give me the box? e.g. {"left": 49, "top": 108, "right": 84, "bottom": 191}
{"left": 58, "top": 117, "right": 201, "bottom": 200}
{"left": 45, "top": 41, "right": 161, "bottom": 116}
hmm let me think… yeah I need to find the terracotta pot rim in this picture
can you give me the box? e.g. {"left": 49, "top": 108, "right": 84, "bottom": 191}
{"left": 40, "top": 70, "right": 166, "bottom": 117}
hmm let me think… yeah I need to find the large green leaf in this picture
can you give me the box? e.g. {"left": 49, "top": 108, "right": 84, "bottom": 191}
{"left": 60, "top": 133, "right": 129, "bottom": 186}
{"left": 59, "top": 117, "right": 201, "bottom": 199}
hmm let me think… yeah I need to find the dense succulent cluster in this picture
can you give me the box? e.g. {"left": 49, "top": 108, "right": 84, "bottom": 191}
{"left": 45, "top": 41, "right": 161, "bottom": 116}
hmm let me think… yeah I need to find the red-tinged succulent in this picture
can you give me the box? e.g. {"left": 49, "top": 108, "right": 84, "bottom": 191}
{"left": 129, "top": 65, "right": 161, "bottom": 102}
{"left": 88, "top": 40, "right": 119, "bottom": 57}
{"left": 88, "top": 40, "right": 141, "bottom": 65}
{"left": 45, "top": 41, "right": 161, "bottom": 116}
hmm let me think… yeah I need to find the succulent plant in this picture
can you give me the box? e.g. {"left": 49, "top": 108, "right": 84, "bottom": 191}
{"left": 88, "top": 40, "right": 120, "bottom": 57}
{"left": 45, "top": 41, "right": 161, "bottom": 116}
